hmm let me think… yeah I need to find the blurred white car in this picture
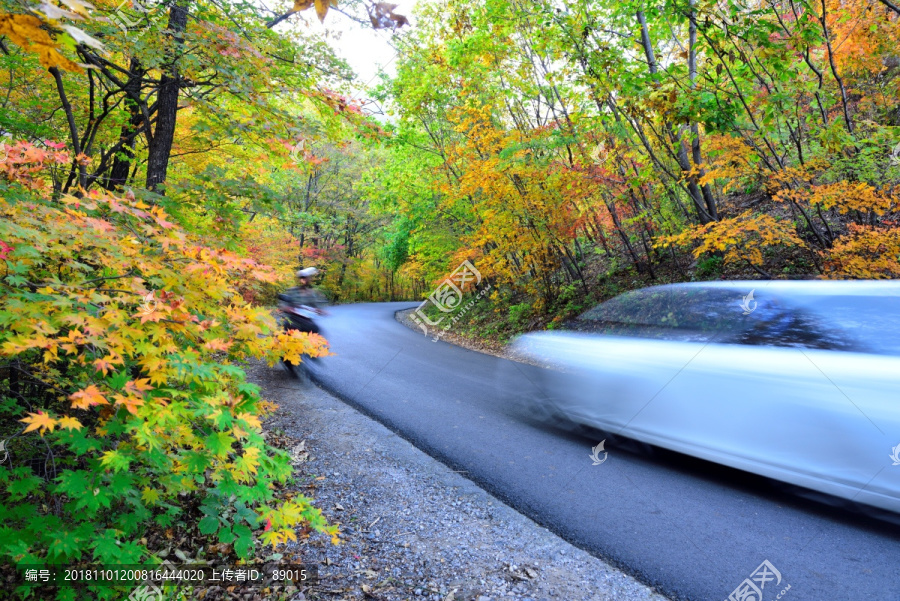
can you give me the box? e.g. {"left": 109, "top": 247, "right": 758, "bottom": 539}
{"left": 512, "top": 281, "right": 900, "bottom": 513}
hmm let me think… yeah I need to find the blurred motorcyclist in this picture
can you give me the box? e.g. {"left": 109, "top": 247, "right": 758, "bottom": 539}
{"left": 277, "top": 267, "right": 329, "bottom": 334}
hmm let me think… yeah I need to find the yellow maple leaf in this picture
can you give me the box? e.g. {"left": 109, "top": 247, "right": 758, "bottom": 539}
{"left": 314, "top": 0, "right": 329, "bottom": 21}
{"left": 141, "top": 487, "right": 160, "bottom": 505}
{"left": 93, "top": 357, "right": 115, "bottom": 375}
{"left": 203, "top": 338, "right": 233, "bottom": 352}
{"left": 112, "top": 394, "right": 145, "bottom": 415}
{"left": 57, "top": 0, "right": 93, "bottom": 18}
{"left": 236, "top": 412, "right": 262, "bottom": 430}
{"left": 260, "top": 529, "right": 281, "bottom": 548}
{"left": 20, "top": 411, "right": 58, "bottom": 436}
{"left": 43, "top": 346, "right": 59, "bottom": 363}
{"left": 125, "top": 378, "right": 153, "bottom": 394}
{"left": 0, "top": 14, "right": 83, "bottom": 72}
{"left": 69, "top": 384, "right": 109, "bottom": 410}
{"left": 57, "top": 416, "right": 84, "bottom": 431}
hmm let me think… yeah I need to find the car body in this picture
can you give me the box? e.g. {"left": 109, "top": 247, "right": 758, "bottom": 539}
{"left": 511, "top": 281, "right": 900, "bottom": 513}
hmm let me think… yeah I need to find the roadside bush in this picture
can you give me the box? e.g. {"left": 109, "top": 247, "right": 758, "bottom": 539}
{"left": 507, "top": 302, "right": 531, "bottom": 328}
{"left": 0, "top": 143, "right": 335, "bottom": 599}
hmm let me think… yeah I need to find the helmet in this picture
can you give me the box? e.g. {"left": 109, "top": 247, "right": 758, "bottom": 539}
{"left": 296, "top": 267, "right": 319, "bottom": 278}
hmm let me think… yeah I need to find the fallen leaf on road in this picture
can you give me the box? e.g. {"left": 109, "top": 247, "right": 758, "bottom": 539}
{"left": 290, "top": 440, "right": 308, "bottom": 463}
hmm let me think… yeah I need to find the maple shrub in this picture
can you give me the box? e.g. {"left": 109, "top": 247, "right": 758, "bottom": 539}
{"left": 0, "top": 143, "right": 336, "bottom": 597}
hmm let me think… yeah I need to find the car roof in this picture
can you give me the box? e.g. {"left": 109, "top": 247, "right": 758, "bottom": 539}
{"left": 648, "top": 280, "right": 900, "bottom": 297}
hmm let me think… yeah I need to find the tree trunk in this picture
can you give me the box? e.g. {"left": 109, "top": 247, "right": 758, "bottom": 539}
{"left": 145, "top": 1, "right": 189, "bottom": 191}
{"left": 688, "top": 0, "right": 718, "bottom": 220}
{"left": 637, "top": 10, "right": 714, "bottom": 223}
{"left": 105, "top": 58, "right": 145, "bottom": 190}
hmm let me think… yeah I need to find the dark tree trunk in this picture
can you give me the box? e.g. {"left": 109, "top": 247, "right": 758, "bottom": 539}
{"left": 146, "top": 1, "right": 189, "bottom": 191}
{"left": 105, "top": 58, "right": 146, "bottom": 190}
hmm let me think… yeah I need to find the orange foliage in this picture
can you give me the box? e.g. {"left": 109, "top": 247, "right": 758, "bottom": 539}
{"left": 823, "top": 224, "right": 900, "bottom": 278}
{"left": 658, "top": 211, "right": 805, "bottom": 270}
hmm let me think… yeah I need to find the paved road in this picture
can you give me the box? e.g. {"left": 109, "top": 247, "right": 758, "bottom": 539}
{"left": 310, "top": 302, "right": 900, "bottom": 601}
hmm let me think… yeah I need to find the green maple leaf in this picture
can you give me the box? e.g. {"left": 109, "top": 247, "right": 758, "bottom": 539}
{"left": 214, "top": 479, "right": 239, "bottom": 501}
{"left": 76, "top": 486, "right": 112, "bottom": 513}
{"left": 106, "top": 472, "right": 135, "bottom": 496}
{"left": 106, "top": 370, "right": 130, "bottom": 391}
{"left": 205, "top": 432, "right": 234, "bottom": 457}
{"left": 60, "top": 430, "right": 103, "bottom": 456}
{"left": 9, "top": 502, "right": 37, "bottom": 521}
{"left": 211, "top": 409, "right": 233, "bottom": 430}
{"left": 100, "top": 450, "right": 132, "bottom": 473}
{"left": 91, "top": 530, "right": 122, "bottom": 563}
{"left": 31, "top": 513, "right": 62, "bottom": 535}
{"left": 115, "top": 512, "right": 144, "bottom": 535}
{"left": 47, "top": 531, "right": 83, "bottom": 561}
{"left": 55, "top": 586, "right": 78, "bottom": 601}
{"left": 117, "top": 540, "right": 145, "bottom": 564}
{"left": 182, "top": 450, "right": 211, "bottom": 473}
{"left": 2, "top": 538, "right": 29, "bottom": 559}
{"left": 104, "top": 419, "right": 127, "bottom": 437}
{"left": 236, "top": 381, "right": 260, "bottom": 398}
{"left": 8, "top": 475, "right": 43, "bottom": 499}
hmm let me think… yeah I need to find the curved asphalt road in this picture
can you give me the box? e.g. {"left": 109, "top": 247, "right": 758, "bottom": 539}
{"left": 310, "top": 302, "right": 900, "bottom": 601}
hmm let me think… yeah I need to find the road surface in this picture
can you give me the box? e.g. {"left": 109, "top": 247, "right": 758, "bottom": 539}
{"left": 309, "top": 302, "right": 900, "bottom": 600}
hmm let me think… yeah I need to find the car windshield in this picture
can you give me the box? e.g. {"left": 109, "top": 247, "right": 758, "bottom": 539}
{"left": 571, "top": 285, "right": 900, "bottom": 356}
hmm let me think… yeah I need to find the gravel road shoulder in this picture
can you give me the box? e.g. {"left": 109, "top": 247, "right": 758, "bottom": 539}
{"left": 246, "top": 362, "right": 669, "bottom": 601}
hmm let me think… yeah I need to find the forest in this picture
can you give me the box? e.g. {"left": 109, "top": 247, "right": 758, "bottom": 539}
{"left": 0, "top": 0, "right": 897, "bottom": 597}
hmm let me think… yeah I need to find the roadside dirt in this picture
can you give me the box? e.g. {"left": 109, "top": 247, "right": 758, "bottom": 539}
{"left": 247, "top": 361, "right": 669, "bottom": 601}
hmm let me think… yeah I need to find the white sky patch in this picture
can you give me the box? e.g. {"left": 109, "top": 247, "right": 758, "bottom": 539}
{"left": 283, "top": 2, "right": 416, "bottom": 115}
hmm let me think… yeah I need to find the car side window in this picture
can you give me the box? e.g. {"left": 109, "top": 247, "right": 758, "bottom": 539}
{"left": 733, "top": 297, "right": 861, "bottom": 352}
{"left": 574, "top": 287, "right": 748, "bottom": 341}
{"left": 574, "top": 286, "right": 898, "bottom": 355}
